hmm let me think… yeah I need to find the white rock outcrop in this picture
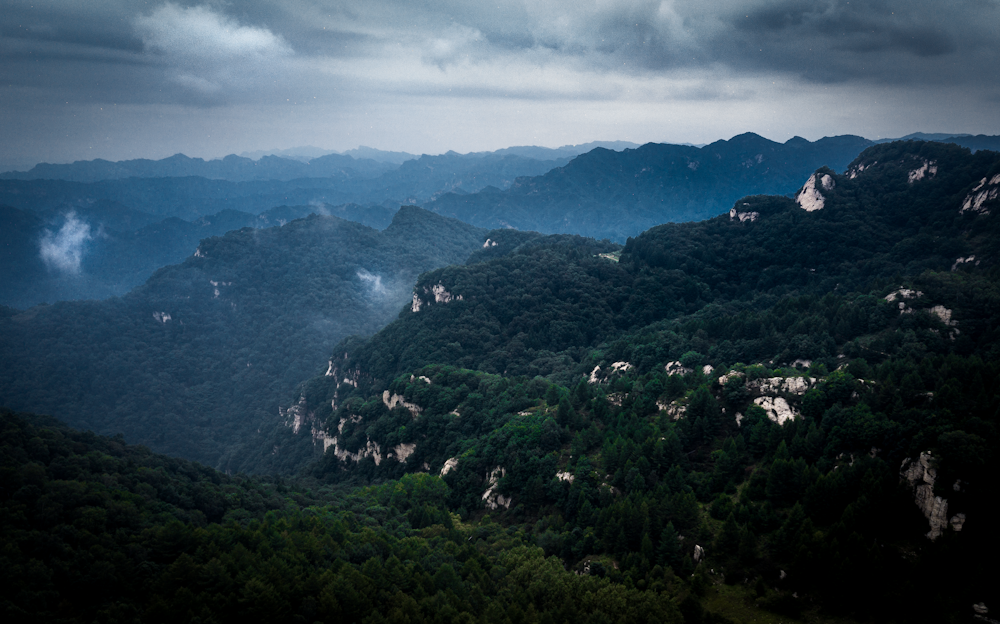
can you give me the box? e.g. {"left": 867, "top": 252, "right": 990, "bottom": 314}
{"left": 432, "top": 283, "right": 453, "bottom": 303}
{"left": 718, "top": 370, "right": 744, "bottom": 385}
{"left": 729, "top": 204, "right": 760, "bottom": 223}
{"left": 929, "top": 305, "right": 956, "bottom": 327}
{"left": 907, "top": 160, "right": 938, "bottom": 183}
{"left": 796, "top": 173, "right": 832, "bottom": 211}
{"left": 885, "top": 288, "right": 924, "bottom": 314}
{"left": 665, "top": 361, "right": 692, "bottom": 376}
{"left": 961, "top": 174, "right": 1000, "bottom": 214}
{"left": 611, "top": 361, "right": 632, "bottom": 373}
{"left": 661, "top": 401, "right": 686, "bottom": 420}
{"left": 392, "top": 443, "right": 416, "bottom": 463}
{"left": 900, "top": 452, "right": 950, "bottom": 540}
{"left": 327, "top": 436, "right": 383, "bottom": 465}
{"left": 382, "top": 390, "right": 422, "bottom": 417}
{"left": 588, "top": 365, "right": 603, "bottom": 384}
{"left": 440, "top": 457, "right": 459, "bottom": 476}
{"left": 951, "top": 255, "right": 978, "bottom": 271}
{"left": 556, "top": 471, "right": 574, "bottom": 483}
{"left": 748, "top": 376, "right": 815, "bottom": 396}
{"left": 483, "top": 238, "right": 498, "bottom": 248}
{"left": 848, "top": 161, "right": 876, "bottom": 179}
{"left": 482, "top": 467, "right": 511, "bottom": 510}
{"left": 693, "top": 545, "right": 705, "bottom": 562}
{"left": 753, "top": 396, "right": 797, "bottom": 425}
{"left": 153, "top": 311, "right": 171, "bottom": 323}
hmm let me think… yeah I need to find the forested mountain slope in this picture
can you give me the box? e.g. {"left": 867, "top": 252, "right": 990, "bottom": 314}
{"left": 424, "top": 133, "right": 874, "bottom": 240}
{"left": 0, "top": 204, "right": 359, "bottom": 308}
{"left": 0, "top": 208, "right": 487, "bottom": 473}
{"left": 0, "top": 408, "right": 686, "bottom": 624}
{"left": 314, "top": 141, "right": 999, "bottom": 392}
{"left": 276, "top": 141, "right": 999, "bottom": 621}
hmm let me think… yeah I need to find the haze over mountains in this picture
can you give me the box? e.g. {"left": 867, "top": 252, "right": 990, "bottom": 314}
{"left": 0, "top": 132, "right": 911, "bottom": 308}
{"left": 2, "top": 135, "right": 999, "bottom": 622}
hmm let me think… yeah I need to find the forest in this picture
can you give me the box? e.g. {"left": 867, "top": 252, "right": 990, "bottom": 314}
{"left": 2, "top": 140, "right": 999, "bottom": 622}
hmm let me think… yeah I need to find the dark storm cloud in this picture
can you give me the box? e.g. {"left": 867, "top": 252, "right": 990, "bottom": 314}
{"left": 2, "top": 0, "right": 999, "bottom": 168}
{"left": 4, "top": 0, "right": 997, "bottom": 103}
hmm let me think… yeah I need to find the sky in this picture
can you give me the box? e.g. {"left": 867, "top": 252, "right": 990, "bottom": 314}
{"left": 2, "top": 0, "right": 999, "bottom": 170}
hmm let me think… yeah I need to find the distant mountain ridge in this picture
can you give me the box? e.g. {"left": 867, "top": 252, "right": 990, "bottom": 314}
{"left": 424, "top": 132, "right": 875, "bottom": 241}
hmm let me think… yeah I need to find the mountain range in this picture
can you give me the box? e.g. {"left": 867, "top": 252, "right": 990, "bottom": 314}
{"left": 1, "top": 137, "right": 999, "bottom": 623}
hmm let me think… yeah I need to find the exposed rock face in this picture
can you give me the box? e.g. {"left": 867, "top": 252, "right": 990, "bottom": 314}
{"left": 848, "top": 161, "right": 876, "bottom": 179}
{"left": 152, "top": 311, "right": 171, "bottom": 323}
{"left": 753, "top": 396, "right": 797, "bottom": 425}
{"left": 281, "top": 396, "right": 309, "bottom": 434}
{"left": 951, "top": 255, "right": 979, "bottom": 271}
{"left": 382, "top": 390, "right": 422, "bottom": 417}
{"left": 900, "top": 452, "right": 950, "bottom": 540}
{"left": 950, "top": 513, "right": 966, "bottom": 532}
{"left": 432, "top": 283, "right": 453, "bottom": 303}
{"left": 393, "top": 443, "right": 416, "bottom": 463}
{"left": 665, "top": 361, "right": 692, "bottom": 376}
{"left": 556, "top": 471, "right": 574, "bottom": 483}
{"left": 961, "top": 174, "right": 1000, "bottom": 214}
{"left": 796, "top": 173, "right": 832, "bottom": 211}
{"left": 611, "top": 361, "right": 632, "bottom": 373}
{"left": 482, "top": 238, "right": 498, "bottom": 248}
{"left": 718, "top": 370, "right": 744, "bottom": 385}
{"left": 411, "top": 282, "right": 463, "bottom": 312}
{"left": 729, "top": 204, "right": 759, "bottom": 223}
{"left": 588, "top": 365, "right": 603, "bottom": 384}
{"left": 886, "top": 287, "right": 925, "bottom": 314}
{"left": 748, "top": 376, "right": 815, "bottom": 396}
{"left": 440, "top": 457, "right": 459, "bottom": 476}
{"left": 659, "top": 401, "right": 686, "bottom": 420}
{"left": 929, "top": 305, "right": 956, "bottom": 327}
{"left": 908, "top": 160, "right": 938, "bottom": 183}
{"left": 328, "top": 437, "right": 383, "bottom": 465}
{"left": 482, "top": 467, "right": 511, "bottom": 510}
{"left": 693, "top": 544, "right": 705, "bottom": 562}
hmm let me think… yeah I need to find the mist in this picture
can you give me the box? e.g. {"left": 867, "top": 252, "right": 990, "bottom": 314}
{"left": 39, "top": 212, "right": 94, "bottom": 274}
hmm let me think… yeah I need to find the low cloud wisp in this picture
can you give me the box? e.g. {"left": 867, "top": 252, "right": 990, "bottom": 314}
{"left": 39, "top": 212, "right": 94, "bottom": 274}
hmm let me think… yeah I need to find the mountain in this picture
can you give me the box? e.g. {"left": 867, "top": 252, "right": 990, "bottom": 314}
{"left": 0, "top": 152, "right": 397, "bottom": 183}
{"left": 0, "top": 207, "right": 487, "bottom": 472}
{"left": 424, "top": 133, "right": 875, "bottom": 241}
{"left": 272, "top": 140, "right": 999, "bottom": 619}
{"left": 491, "top": 140, "right": 641, "bottom": 160}
{"left": 0, "top": 153, "right": 569, "bottom": 222}
{"left": 3, "top": 140, "right": 999, "bottom": 623}
{"left": 0, "top": 203, "right": 401, "bottom": 309}
{"left": 1, "top": 407, "right": 684, "bottom": 623}
{"left": 877, "top": 133, "right": 1000, "bottom": 153}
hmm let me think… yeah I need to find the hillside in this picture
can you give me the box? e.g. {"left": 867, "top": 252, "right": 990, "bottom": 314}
{"left": 424, "top": 133, "right": 874, "bottom": 240}
{"left": 0, "top": 204, "right": 360, "bottom": 308}
{"left": 276, "top": 141, "right": 999, "bottom": 621}
{"left": 0, "top": 207, "right": 487, "bottom": 472}
{"left": 0, "top": 408, "right": 688, "bottom": 623}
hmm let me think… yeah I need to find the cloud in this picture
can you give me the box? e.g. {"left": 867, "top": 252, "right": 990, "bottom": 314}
{"left": 39, "top": 212, "right": 93, "bottom": 273}
{"left": 356, "top": 269, "right": 387, "bottom": 297}
{"left": 134, "top": 3, "right": 293, "bottom": 99}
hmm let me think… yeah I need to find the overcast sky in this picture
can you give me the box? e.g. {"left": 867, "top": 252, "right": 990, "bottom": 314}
{"left": 3, "top": 0, "right": 999, "bottom": 169}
